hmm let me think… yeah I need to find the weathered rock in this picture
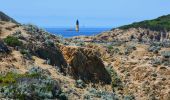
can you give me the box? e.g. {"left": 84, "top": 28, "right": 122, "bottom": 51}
{"left": 35, "top": 45, "right": 67, "bottom": 68}
{"left": 60, "top": 46, "right": 111, "bottom": 84}
{"left": 25, "top": 42, "right": 67, "bottom": 70}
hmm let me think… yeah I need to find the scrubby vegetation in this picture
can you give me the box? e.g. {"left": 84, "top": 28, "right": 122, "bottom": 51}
{"left": 23, "top": 24, "right": 63, "bottom": 43}
{"left": 4, "top": 36, "right": 22, "bottom": 47}
{"left": 148, "top": 45, "right": 161, "bottom": 54}
{"left": 106, "top": 66, "right": 123, "bottom": 91}
{"left": 124, "top": 45, "right": 136, "bottom": 55}
{"left": 118, "top": 14, "right": 170, "bottom": 31}
{"left": 161, "top": 51, "right": 170, "bottom": 58}
{"left": 84, "top": 88, "right": 119, "bottom": 100}
{"left": 0, "top": 67, "right": 67, "bottom": 100}
{"left": 20, "top": 49, "right": 32, "bottom": 60}
{"left": 45, "top": 39, "right": 55, "bottom": 47}
{"left": 151, "top": 57, "right": 162, "bottom": 67}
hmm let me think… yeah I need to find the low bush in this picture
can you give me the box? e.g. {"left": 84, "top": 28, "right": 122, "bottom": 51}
{"left": 107, "top": 45, "right": 113, "bottom": 50}
{"left": 0, "top": 67, "right": 67, "bottom": 100}
{"left": 148, "top": 46, "right": 161, "bottom": 54}
{"left": 4, "top": 36, "right": 22, "bottom": 47}
{"left": 106, "top": 66, "right": 123, "bottom": 91}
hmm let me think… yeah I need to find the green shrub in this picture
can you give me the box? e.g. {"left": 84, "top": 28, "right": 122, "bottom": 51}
{"left": 4, "top": 36, "right": 22, "bottom": 47}
{"left": 107, "top": 45, "right": 113, "bottom": 50}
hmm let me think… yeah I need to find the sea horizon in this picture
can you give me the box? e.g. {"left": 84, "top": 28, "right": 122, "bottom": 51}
{"left": 45, "top": 27, "right": 111, "bottom": 38}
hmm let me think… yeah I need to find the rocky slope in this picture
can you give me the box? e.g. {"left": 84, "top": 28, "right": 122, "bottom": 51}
{"left": 0, "top": 11, "right": 170, "bottom": 100}
{"left": 66, "top": 15, "right": 170, "bottom": 100}
{"left": 0, "top": 12, "right": 114, "bottom": 99}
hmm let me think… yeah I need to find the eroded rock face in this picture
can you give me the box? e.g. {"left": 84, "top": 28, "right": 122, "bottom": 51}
{"left": 60, "top": 46, "right": 111, "bottom": 84}
{"left": 24, "top": 41, "right": 67, "bottom": 71}
{"left": 35, "top": 45, "right": 67, "bottom": 69}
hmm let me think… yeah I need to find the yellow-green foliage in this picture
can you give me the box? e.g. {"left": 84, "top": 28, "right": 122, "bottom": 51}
{"left": 4, "top": 36, "right": 22, "bottom": 47}
{"left": 0, "top": 72, "right": 40, "bottom": 86}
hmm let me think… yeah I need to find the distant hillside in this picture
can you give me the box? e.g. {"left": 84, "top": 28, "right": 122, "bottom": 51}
{"left": 117, "top": 14, "right": 170, "bottom": 32}
{"left": 0, "top": 11, "right": 18, "bottom": 23}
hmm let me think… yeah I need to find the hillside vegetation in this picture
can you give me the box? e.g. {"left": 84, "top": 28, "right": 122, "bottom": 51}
{"left": 118, "top": 14, "right": 170, "bottom": 31}
{"left": 0, "top": 11, "right": 170, "bottom": 99}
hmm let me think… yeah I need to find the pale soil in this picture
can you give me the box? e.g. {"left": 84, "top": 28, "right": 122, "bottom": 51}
{"left": 0, "top": 21, "right": 30, "bottom": 39}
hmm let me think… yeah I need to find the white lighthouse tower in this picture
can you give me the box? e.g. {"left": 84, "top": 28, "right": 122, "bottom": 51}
{"left": 76, "top": 20, "right": 79, "bottom": 32}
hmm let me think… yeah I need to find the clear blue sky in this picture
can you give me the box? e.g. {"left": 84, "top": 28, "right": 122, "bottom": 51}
{"left": 0, "top": 0, "right": 170, "bottom": 28}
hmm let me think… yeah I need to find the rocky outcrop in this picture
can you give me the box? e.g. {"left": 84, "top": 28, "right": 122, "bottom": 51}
{"left": 34, "top": 44, "right": 67, "bottom": 69}
{"left": 9, "top": 24, "right": 68, "bottom": 69}
{"left": 0, "top": 11, "right": 18, "bottom": 23}
{"left": 60, "top": 46, "right": 111, "bottom": 84}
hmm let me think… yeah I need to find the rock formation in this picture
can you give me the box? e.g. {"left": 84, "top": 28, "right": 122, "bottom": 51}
{"left": 60, "top": 46, "right": 111, "bottom": 84}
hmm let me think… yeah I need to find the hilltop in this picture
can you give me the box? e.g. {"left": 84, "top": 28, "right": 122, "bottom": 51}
{"left": 117, "top": 14, "right": 170, "bottom": 32}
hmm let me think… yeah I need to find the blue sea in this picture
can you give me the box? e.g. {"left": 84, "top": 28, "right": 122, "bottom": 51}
{"left": 45, "top": 28, "right": 111, "bottom": 38}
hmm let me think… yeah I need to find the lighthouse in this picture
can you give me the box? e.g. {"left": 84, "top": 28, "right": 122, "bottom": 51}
{"left": 76, "top": 20, "right": 79, "bottom": 32}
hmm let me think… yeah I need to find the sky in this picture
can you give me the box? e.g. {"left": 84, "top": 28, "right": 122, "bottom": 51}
{"left": 0, "top": 0, "right": 170, "bottom": 28}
